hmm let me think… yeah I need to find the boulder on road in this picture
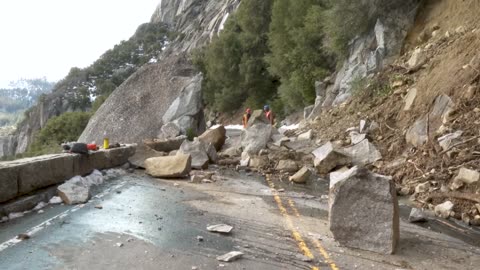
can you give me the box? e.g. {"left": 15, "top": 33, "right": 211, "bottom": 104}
{"left": 329, "top": 168, "right": 399, "bottom": 254}
{"left": 246, "top": 110, "right": 270, "bottom": 128}
{"left": 289, "top": 167, "right": 312, "bottom": 184}
{"left": 241, "top": 123, "right": 272, "bottom": 156}
{"left": 144, "top": 136, "right": 186, "bottom": 153}
{"left": 57, "top": 176, "right": 90, "bottom": 205}
{"left": 276, "top": 160, "right": 299, "bottom": 173}
{"left": 145, "top": 154, "right": 192, "bottom": 178}
{"left": 178, "top": 139, "right": 209, "bottom": 170}
{"left": 198, "top": 125, "right": 226, "bottom": 151}
{"left": 206, "top": 143, "right": 218, "bottom": 163}
{"left": 129, "top": 144, "right": 166, "bottom": 168}
{"left": 312, "top": 142, "right": 351, "bottom": 174}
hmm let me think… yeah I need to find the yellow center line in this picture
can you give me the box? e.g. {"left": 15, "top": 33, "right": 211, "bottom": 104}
{"left": 286, "top": 198, "right": 340, "bottom": 270}
{"left": 265, "top": 176, "right": 320, "bottom": 270}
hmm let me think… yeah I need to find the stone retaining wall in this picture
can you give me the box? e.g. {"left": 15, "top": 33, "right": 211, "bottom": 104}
{"left": 0, "top": 145, "right": 135, "bottom": 204}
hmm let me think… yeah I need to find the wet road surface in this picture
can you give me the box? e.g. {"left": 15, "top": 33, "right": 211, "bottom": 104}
{"left": 1, "top": 170, "right": 480, "bottom": 270}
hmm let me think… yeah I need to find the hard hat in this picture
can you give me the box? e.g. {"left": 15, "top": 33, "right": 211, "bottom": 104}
{"left": 263, "top": 105, "right": 270, "bottom": 111}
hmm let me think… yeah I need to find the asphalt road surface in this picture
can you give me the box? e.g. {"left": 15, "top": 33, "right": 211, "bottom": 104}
{"left": 1, "top": 168, "right": 480, "bottom": 270}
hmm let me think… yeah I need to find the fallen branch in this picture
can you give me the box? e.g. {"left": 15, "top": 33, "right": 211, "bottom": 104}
{"left": 407, "top": 160, "right": 426, "bottom": 178}
{"left": 427, "top": 192, "right": 480, "bottom": 203}
{"left": 440, "top": 135, "right": 480, "bottom": 154}
{"left": 384, "top": 123, "right": 395, "bottom": 131}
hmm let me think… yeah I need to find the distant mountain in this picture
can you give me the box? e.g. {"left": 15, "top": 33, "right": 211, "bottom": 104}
{"left": 0, "top": 78, "right": 55, "bottom": 127}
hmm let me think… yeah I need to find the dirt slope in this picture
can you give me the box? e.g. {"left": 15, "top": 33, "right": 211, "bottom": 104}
{"left": 306, "top": 0, "right": 480, "bottom": 223}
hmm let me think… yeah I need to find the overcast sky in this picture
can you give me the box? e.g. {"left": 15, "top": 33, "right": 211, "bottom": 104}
{"left": 0, "top": 0, "right": 160, "bottom": 88}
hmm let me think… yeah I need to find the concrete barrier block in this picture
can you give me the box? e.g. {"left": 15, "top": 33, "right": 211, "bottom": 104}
{"left": 0, "top": 165, "right": 19, "bottom": 203}
{"left": 17, "top": 154, "right": 77, "bottom": 195}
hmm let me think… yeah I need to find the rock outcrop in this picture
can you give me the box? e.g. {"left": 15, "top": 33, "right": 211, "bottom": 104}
{"left": 78, "top": 0, "right": 241, "bottom": 146}
{"left": 307, "top": 1, "right": 421, "bottom": 118}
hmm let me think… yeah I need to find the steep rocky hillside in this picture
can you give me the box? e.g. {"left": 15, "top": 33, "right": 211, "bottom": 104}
{"left": 79, "top": 0, "right": 240, "bottom": 145}
{"left": 301, "top": 0, "right": 480, "bottom": 224}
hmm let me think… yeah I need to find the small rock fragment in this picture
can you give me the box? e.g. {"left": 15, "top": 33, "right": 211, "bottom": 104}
{"left": 454, "top": 168, "right": 479, "bottom": 185}
{"left": 116, "top": 243, "right": 124, "bottom": 247}
{"left": 415, "top": 182, "right": 431, "bottom": 194}
{"left": 408, "top": 208, "right": 429, "bottom": 223}
{"left": 94, "top": 205, "right": 103, "bottom": 209}
{"left": 207, "top": 224, "right": 233, "bottom": 234}
{"left": 197, "top": 236, "right": 204, "bottom": 242}
{"left": 217, "top": 251, "right": 244, "bottom": 262}
{"left": 17, "top": 234, "right": 30, "bottom": 240}
{"left": 295, "top": 254, "right": 313, "bottom": 262}
{"left": 289, "top": 166, "right": 312, "bottom": 184}
{"left": 434, "top": 201, "right": 454, "bottom": 219}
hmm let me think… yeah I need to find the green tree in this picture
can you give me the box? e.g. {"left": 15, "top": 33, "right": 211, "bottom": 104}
{"left": 28, "top": 111, "right": 92, "bottom": 155}
{"left": 195, "top": 0, "right": 277, "bottom": 113}
{"left": 266, "top": 0, "right": 332, "bottom": 112}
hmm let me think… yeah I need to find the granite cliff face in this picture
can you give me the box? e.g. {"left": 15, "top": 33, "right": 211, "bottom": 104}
{"left": 79, "top": 0, "right": 240, "bottom": 145}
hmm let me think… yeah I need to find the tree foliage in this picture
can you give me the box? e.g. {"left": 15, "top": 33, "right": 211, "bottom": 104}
{"left": 266, "top": 0, "right": 333, "bottom": 112}
{"left": 28, "top": 112, "right": 92, "bottom": 155}
{"left": 195, "top": 0, "right": 278, "bottom": 112}
{"left": 194, "top": 0, "right": 337, "bottom": 114}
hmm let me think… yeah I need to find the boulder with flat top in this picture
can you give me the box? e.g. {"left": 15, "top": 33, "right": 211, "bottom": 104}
{"left": 329, "top": 168, "right": 399, "bottom": 254}
{"left": 145, "top": 154, "right": 192, "bottom": 178}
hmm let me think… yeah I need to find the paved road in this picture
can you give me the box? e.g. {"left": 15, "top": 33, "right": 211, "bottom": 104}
{"left": 1, "top": 168, "right": 479, "bottom": 270}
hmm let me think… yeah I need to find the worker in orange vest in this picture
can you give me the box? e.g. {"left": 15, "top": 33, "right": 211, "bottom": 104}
{"left": 242, "top": 108, "right": 252, "bottom": 128}
{"left": 264, "top": 105, "right": 274, "bottom": 125}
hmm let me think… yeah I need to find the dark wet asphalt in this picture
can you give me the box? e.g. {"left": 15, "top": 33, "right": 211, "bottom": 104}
{"left": 0, "top": 175, "right": 233, "bottom": 269}
{"left": 0, "top": 173, "right": 314, "bottom": 270}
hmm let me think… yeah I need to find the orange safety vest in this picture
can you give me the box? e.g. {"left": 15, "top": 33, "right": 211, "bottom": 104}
{"left": 265, "top": 111, "right": 273, "bottom": 124}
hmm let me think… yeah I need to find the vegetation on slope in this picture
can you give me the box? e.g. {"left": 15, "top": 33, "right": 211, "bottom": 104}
{"left": 194, "top": 0, "right": 404, "bottom": 115}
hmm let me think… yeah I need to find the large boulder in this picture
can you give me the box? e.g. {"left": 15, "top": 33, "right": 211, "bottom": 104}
{"left": 129, "top": 145, "right": 166, "bottom": 169}
{"left": 145, "top": 154, "right": 192, "bottom": 178}
{"left": 198, "top": 125, "right": 226, "bottom": 151}
{"left": 57, "top": 176, "right": 91, "bottom": 205}
{"left": 312, "top": 142, "right": 351, "bottom": 174}
{"left": 57, "top": 170, "right": 104, "bottom": 205}
{"left": 343, "top": 139, "right": 382, "bottom": 165}
{"left": 78, "top": 54, "right": 205, "bottom": 145}
{"left": 144, "top": 136, "right": 186, "bottom": 153}
{"left": 241, "top": 123, "right": 273, "bottom": 156}
{"left": 178, "top": 139, "right": 209, "bottom": 169}
{"left": 329, "top": 168, "right": 399, "bottom": 254}
{"left": 246, "top": 110, "right": 270, "bottom": 128}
